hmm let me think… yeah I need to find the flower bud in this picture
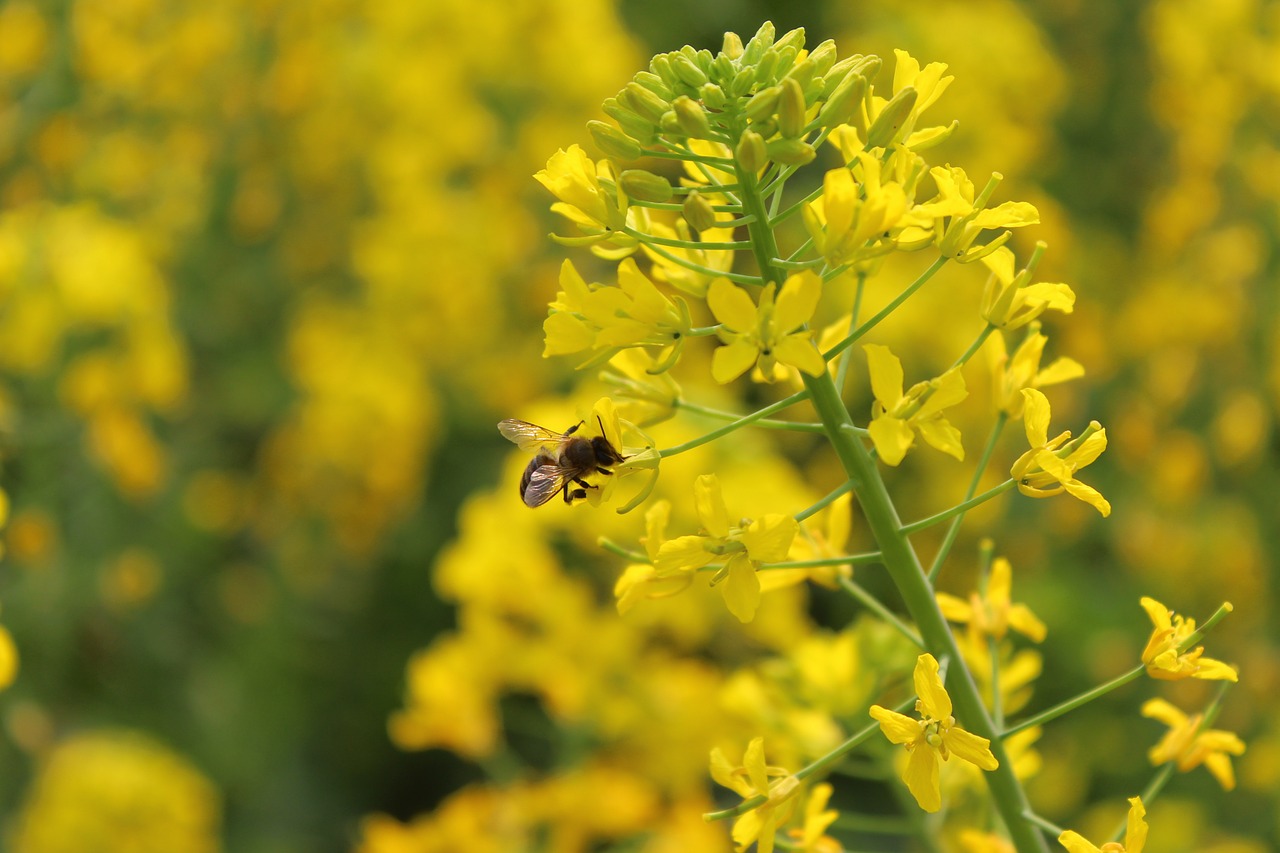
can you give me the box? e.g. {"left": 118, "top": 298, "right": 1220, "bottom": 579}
{"left": 729, "top": 65, "right": 756, "bottom": 97}
{"left": 670, "top": 51, "right": 709, "bottom": 88}
{"left": 784, "top": 57, "right": 818, "bottom": 91}
{"left": 766, "top": 138, "right": 816, "bottom": 166}
{"left": 602, "top": 98, "right": 656, "bottom": 144}
{"left": 735, "top": 130, "right": 768, "bottom": 173}
{"left": 817, "top": 71, "right": 866, "bottom": 128}
{"left": 775, "top": 26, "right": 806, "bottom": 53}
{"left": 722, "top": 30, "right": 744, "bottom": 59}
{"left": 699, "top": 82, "right": 727, "bottom": 111}
{"left": 745, "top": 85, "right": 782, "bottom": 122}
{"left": 808, "top": 39, "right": 837, "bottom": 76}
{"left": 742, "top": 21, "right": 775, "bottom": 65}
{"left": 622, "top": 82, "right": 670, "bottom": 125}
{"left": 778, "top": 77, "right": 807, "bottom": 137}
{"left": 672, "top": 95, "right": 712, "bottom": 138}
{"left": 865, "top": 85, "right": 917, "bottom": 148}
{"left": 682, "top": 190, "right": 717, "bottom": 233}
{"left": 634, "top": 71, "right": 674, "bottom": 100}
{"left": 587, "top": 120, "right": 643, "bottom": 161}
{"left": 619, "top": 169, "right": 674, "bottom": 203}
{"left": 649, "top": 54, "right": 678, "bottom": 88}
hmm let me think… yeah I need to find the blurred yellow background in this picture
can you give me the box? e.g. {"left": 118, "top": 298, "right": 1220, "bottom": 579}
{"left": 0, "top": 0, "right": 1275, "bottom": 850}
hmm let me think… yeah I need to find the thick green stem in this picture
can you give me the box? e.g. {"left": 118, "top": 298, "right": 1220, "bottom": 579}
{"left": 735, "top": 158, "right": 1048, "bottom": 853}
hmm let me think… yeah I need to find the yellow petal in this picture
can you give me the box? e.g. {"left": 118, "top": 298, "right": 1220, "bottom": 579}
{"left": 913, "top": 653, "right": 952, "bottom": 720}
{"left": 721, "top": 553, "right": 762, "bottom": 623}
{"left": 773, "top": 334, "right": 826, "bottom": 376}
{"left": 1060, "top": 478, "right": 1111, "bottom": 517}
{"left": 1124, "top": 797, "right": 1148, "bottom": 853}
{"left": 1139, "top": 697, "right": 1186, "bottom": 727}
{"left": 865, "top": 344, "right": 904, "bottom": 408}
{"left": 707, "top": 277, "right": 758, "bottom": 332}
{"left": 741, "top": 514, "right": 798, "bottom": 563}
{"left": 1192, "top": 657, "right": 1238, "bottom": 682}
{"left": 916, "top": 368, "right": 967, "bottom": 418}
{"left": 654, "top": 536, "right": 714, "bottom": 575}
{"left": 869, "top": 705, "right": 921, "bottom": 745}
{"left": 743, "top": 735, "right": 769, "bottom": 793}
{"left": 0, "top": 625, "right": 17, "bottom": 690}
{"left": 774, "top": 271, "right": 821, "bottom": 331}
{"left": 1057, "top": 831, "right": 1103, "bottom": 853}
{"left": 713, "top": 339, "right": 760, "bottom": 384}
{"left": 1140, "top": 597, "right": 1172, "bottom": 631}
{"left": 1007, "top": 604, "right": 1047, "bottom": 643}
{"left": 694, "top": 474, "right": 731, "bottom": 538}
{"left": 945, "top": 725, "right": 998, "bottom": 771}
{"left": 1021, "top": 388, "right": 1051, "bottom": 446}
{"left": 915, "top": 417, "right": 965, "bottom": 461}
{"left": 903, "top": 742, "right": 941, "bottom": 812}
{"left": 868, "top": 416, "right": 914, "bottom": 466}
{"left": 936, "top": 592, "right": 973, "bottom": 623}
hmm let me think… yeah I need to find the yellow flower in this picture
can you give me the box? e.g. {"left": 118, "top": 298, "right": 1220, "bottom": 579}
{"left": 785, "top": 783, "right": 841, "bottom": 853}
{"left": 654, "top": 474, "right": 797, "bottom": 622}
{"left": 802, "top": 154, "right": 911, "bottom": 267}
{"left": 543, "top": 259, "right": 691, "bottom": 370}
{"left": 761, "top": 491, "right": 854, "bottom": 592}
{"left": 598, "top": 348, "right": 680, "bottom": 427}
{"left": 614, "top": 501, "right": 693, "bottom": 614}
{"left": 958, "top": 829, "right": 1016, "bottom": 853}
{"left": 707, "top": 272, "right": 826, "bottom": 384}
{"left": 1010, "top": 388, "right": 1110, "bottom": 516}
{"left": 1141, "top": 698, "right": 1246, "bottom": 789}
{"left": 936, "top": 555, "right": 1047, "bottom": 644}
{"left": 1139, "top": 597, "right": 1237, "bottom": 682}
{"left": 534, "top": 144, "right": 639, "bottom": 256}
{"left": 913, "top": 165, "right": 1039, "bottom": 262}
{"left": 980, "top": 247, "right": 1076, "bottom": 330}
{"left": 864, "top": 344, "right": 967, "bottom": 466}
{"left": 1058, "top": 796, "right": 1147, "bottom": 853}
{"left": 869, "top": 653, "right": 998, "bottom": 812}
{"left": 709, "top": 737, "right": 800, "bottom": 853}
{"left": 989, "top": 326, "right": 1084, "bottom": 418}
{"left": 642, "top": 217, "right": 736, "bottom": 298}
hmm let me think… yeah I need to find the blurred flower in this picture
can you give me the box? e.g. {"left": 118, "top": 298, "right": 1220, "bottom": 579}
{"left": 708, "top": 273, "right": 826, "bottom": 384}
{"left": 1058, "top": 796, "right": 1147, "bottom": 853}
{"left": 1139, "top": 597, "right": 1237, "bottom": 682}
{"left": 869, "top": 653, "right": 998, "bottom": 812}
{"left": 535, "top": 144, "right": 637, "bottom": 255}
{"left": 989, "top": 325, "right": 1084, "bottom": 418}
{"left": 937, "top": 555, "right": 1046, "bottom": 644}
{"left": 1141, "top": 697, "right": 1245, "bottom": 790}
{"left": 709, "top": 737, "right": 800, "bottom": 853}
{"left": 785, "top": 782, "right": 841, "bottom": 853}
{"left": 864, "top": 344, "right": 967, "bottom": 466}
{"left": 11, "top": 730, "right": 221, "bottom": 853}
{"left": 1010, "top": 389, "right": 1110, "bottom": 516}
{"left": 979, "top": 247, "right": 1075, "bottom": 330}
{"left": 913, "top": 166, "right": 1039, "bottom": 262}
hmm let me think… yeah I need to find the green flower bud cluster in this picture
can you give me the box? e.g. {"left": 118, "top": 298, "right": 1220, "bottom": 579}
{"left": 599, "top": 22, "right": 881, "bottom": 171}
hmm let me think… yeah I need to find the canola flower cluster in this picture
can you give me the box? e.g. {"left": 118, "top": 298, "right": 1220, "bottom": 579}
{"left": 471, "top": 22, "right": 1243, "bottom": 853}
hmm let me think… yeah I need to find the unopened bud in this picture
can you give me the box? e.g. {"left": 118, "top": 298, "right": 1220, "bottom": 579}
{"left": 682, "top": 190, "right": 717, "bottom": 233}
{"left": 672, "top": 95, "right": 712, "bottom": 138}
{"left": 784, "top": 57, "right": 817, "bottom": 91}
{"left": 622, "top": 82, "right": 670, "bottom": 125}
{"left": 634, "top": 71, "right": 674, "bottom": 100}
{"left": 767, "top": 138, "right": 816, "bottom": 165}
{"left": 588, "top": 120, "right": 643, "bottom": 160}
{"left": 745, "top": 85, "right": 782, "bottom": 122}
{"left": 778, "top": 77, "right": 807, "bottom": 137}
{"left": 743, "top": 21, "right": 776, "bottom": 65}
{"left": 670, "top": 52, "right": 709, "bottom": 88}
{"left": 722, "top": 30, "right": 744, "bottom": 60}
{"left": 775, "top": 26, "right": 806, "bottom": 53}
{"left": 865, "top": 85, "right": 917, "bottom": 148}
{"left": 729, "top": 65, "right": 756, "bottom": 97}
{"left": 699, "top": 82, "right": 727, "bottom": 111}
{"left": 602, "top": 99, "right": 656, "bottom": 145}
{"left": 650, "top": 54, "right": 678, "bottom": 88}
{"left": 735, "top": 130, "right": 768, "bottom": 173}
{"left": 817, "top": 72, "right": 866, "bottom": 128}
{"left": 619, "top": 169, "right": 674, "bottom": 203}
{"left": 808, "top": 40, "right": 837, "bottom": 76}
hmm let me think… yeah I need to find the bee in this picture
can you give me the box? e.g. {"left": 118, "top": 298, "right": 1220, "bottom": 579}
{"left": 498, "top": 416, "right": 627, "bottom": 508}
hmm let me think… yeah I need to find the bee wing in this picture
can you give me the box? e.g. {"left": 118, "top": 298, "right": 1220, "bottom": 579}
{"left": 498, "top": 419, "right": 565, "bottom": 452}
{"left": 523, "top": 464, "right": 573, "bottom": 508}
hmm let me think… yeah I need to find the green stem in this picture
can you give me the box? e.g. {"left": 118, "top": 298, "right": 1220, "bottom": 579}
{"left": 1002, "top": 665, "right": 1145, "bottom": 739}
{"left": 901, "top": 480, "right": 1018, "bottom": 536}
{"left": 928, "top": 413, "right": 1008, "bottom": 582}
{"left": 795, "top": 480, "right": 857, "bottom": 522}
{"left": 838, "top": 576, "right": 924, "bottom": 648}
{"left": 677, "top": 399, "right": 824, "bottom": 433}
{"left": 952, "top": 323, "right": 996, "bottom": 371}
{"left": 736, "top": 158, "right": 1047, "bottom": 853}
{"left": 641, "top": 240, "right": 763, "bottom": 285}
{"left": 622, "top": 225, "right": 752, "bottom": 251}
{"left": 660, "top": 390, "right": 810, "bottom": 458}
{"left": 1023, "top": 811, "right": 1065, "bottom": 837}
{"left": 835, "top": 272, "right": 867, "bottom": 396}
{"left": 823, "top": 255, "right": 950, "bottom": 360}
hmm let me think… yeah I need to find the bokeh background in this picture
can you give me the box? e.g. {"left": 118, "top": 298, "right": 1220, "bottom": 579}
{"left": 0, "top": 0, "right": 1276, "bottom": 850}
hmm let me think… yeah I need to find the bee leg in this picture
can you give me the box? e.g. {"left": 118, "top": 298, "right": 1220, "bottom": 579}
{"left": 595, "top": 466, "right": 613, "bottom": 475}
